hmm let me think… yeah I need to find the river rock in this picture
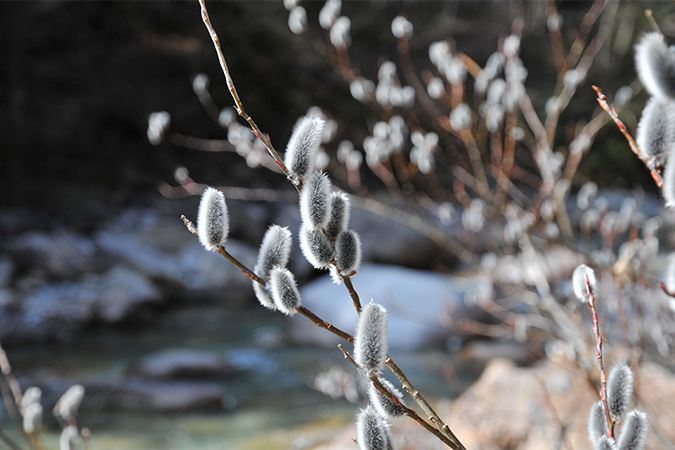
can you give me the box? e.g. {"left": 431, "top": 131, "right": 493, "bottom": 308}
{"left": 134, "top": 348, "right": 236, "bottom": 379}
{"left": 290, "top": 264, "right": 490, "bottom": 351}
{"left": 0, "top": 256, "right": 15, "bottom": 288}
{"left": 96, "top": 265, "right": 162, "bottom": 323}
{"left": 8, "top": 230, "right": 97, "bottom": 279}
{"left": 82, "top": 378, "right": 231, "bottom": 412}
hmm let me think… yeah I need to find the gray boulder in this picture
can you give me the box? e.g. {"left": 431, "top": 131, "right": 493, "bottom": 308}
{"left": 9, "top": 230, "right": 96, "bottom": 279}
{"left": 290, "top": 264, "right": 490, "bottom": 351}
{"left": 134, "top": 349, "right": 236, "bottom": 379}
{"left": 82, "top": 378, "right": 231, "bottom": 412}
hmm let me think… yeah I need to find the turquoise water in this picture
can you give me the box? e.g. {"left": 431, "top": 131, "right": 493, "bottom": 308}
{"left": 2, "top": 304, "right": 479, "bottom": 449}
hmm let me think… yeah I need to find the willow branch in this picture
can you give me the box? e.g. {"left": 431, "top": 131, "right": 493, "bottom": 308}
{"left": 197, "top": 0, "right": 289, "bottom": 178}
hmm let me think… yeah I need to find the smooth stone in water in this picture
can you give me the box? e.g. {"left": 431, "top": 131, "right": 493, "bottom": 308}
{"left": 134, "top": 348, "right": 237, "bottom": 379}
{"left": 291, "top": 264, "right": 489, "bottom": 351}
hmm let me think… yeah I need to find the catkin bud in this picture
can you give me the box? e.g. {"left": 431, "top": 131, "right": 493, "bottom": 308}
{"left": 299, "top": 224, "right": 335, "bottom": 269}
{"left": 269, "top": 267, "right": 301, "bottom": 316}
{"left": 356, "top": 405, "right": 391, "bottom": 450}
{"left": 635, "top": 32, "right": 675, "bottom": 100}
{"left": 369, "top": 378, "right": 406, "bottom": 419}
{"left": 54, "top": 384, "right": 85, "bottom": 422}
{"left": 197, "top": 187, "right": 229, "bottom": 252}
{"left": 354, "top": 302, "right": 388, "bottom": 374}
{"left": 253, "top": 281, "right": 277, "bottom": 311}
{"left": 588, "top": 400, "right": 609, "bottom": 445}
{"left": 21, "top": 387, "right": 42, "bottom": 412}
{"left": 636, "top": 96, "right": 675, "bottom": 169}
{"left": 607, "top": 365, "right": 634, "bottom": 421}
{"left": 325, "top": 192, "right": 351, "bottom": 238}
{"left": 285, "top": 116, "right": 324, "bottom": 181}
{"left": 572, "top": 264, "right": 596, "bottom": 304}
{"left": 256, "top": 225, "right": 293, "bottom": 277}
{"left": 23, "top": 403, "right": 42, "bottom": 434}
{"left": 595, "top": 436, "right": 617, "bottom": 450}
{"left": 59, "top": 425, "right": 82, "bottom": 450}
{"left": 616, "top": 410, "right": 649, "bottom": 450}
{"left": 300, "top": 172, "right": 332, "bottom": 229}
{"left": 336, "top": 229, "right": 361, "bottom": 276}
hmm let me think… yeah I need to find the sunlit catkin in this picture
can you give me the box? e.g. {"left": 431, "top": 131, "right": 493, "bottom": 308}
{"left": 270, "top": 267, "right": 301, "bottom": 316}
{"left": 253, "top": 282, "right": 277, "bottom": 311}
{"left": 635, "top": 32, "right": 675, "bottom": 99}
{"left": 300, "top": 223, "right": 335, "bottom": 269}
{"left": 595, "top": 436, "right": 617, "bottom": 450}
{"left": 21, "top": 386, "right": 41, "bottom": 413}
{"left": 59, "top": 425, "right": 82, "bottom": 450}
{"left": 572, "top": 264, "right": 596, "bottom": 304}
{"left": 325, "top": 191, "right": 351, "bottom": 238}
{"left": 354, "top": 302, "right": 388, "bottom": 374}
{"left": 300, "top": 171, "right": 332, "bottom": 229}
{"left": 23, "top": 403, "right": 42, "bottom": 434}
{"left": 256, "top": 225, "right": 293, "bottom": 277}
{"left": 607, "top": 365, "right": 634, "bottom": 421}
{"left": 285, "top": 116, "right": 324, "bottom": 181}
{"left": 356, "top": 405, "right": 391, "bottom": 450}
{"left": 616, "top": 411, "right": 649, "bottom": 450}
{"left": 369, "top": 378, "right": 406, "bottom": 420}
{"left": 55, "top": 384, "right": 85, "bottom": 423}
{"left": 336, "top": 229, "right": 361, "bottom": 276}
{"left": 636, "top": 96, "right": 675, "bottom": 168}
{"left": 197, "top": 187, "right": 229, "bottom": 251}
{"left": 588, "top": 400, "right": 609, "bottom": 445}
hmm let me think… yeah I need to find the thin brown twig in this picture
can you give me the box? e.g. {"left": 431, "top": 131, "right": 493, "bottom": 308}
{"left": 337, "top": 344, "right": 461, "bottom": 449}
{"left": 588, "top": 287, "right": 614, "bottom": 439}
{"left": 592, "top": 85, "right": 663, "bottom": 187}
{"left": 197, "top": 0, "right": 290, "bottom": 180}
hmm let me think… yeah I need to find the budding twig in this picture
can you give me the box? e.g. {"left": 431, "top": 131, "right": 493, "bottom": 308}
{"left": 592, "top": 85, "right": 663, "bottom": 187}
{"left": 197, "top": 0, "right": 289, "bottom": 180}
{"left": 588, "top": 286, "right": 614, "bottom": 438}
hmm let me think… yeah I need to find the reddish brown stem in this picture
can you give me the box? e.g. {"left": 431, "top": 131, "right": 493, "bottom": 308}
{"left": 589, "top": 295, "right": 614, "bottom": 438}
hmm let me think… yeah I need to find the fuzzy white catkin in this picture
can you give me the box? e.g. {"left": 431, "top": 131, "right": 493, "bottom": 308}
{"left": 369, "top": 378, "right": 406, "bottom": 419}
{"left": 55, "top": 384, "right": 85, "bottom": 422}
{"left": 269, "top": 267, "right": 301, "bottom": 315}
{"left": 354, "top": 302, "right": 388, "bottom": 374}
{"left": 197, "top": 187, "right": 229, "bottom": 252}
{"left": 588, "top": 400, "right": 609, "bottom": 445}
{"left": 319, "top": 0, "right": 341, "bottom": 30}
{"left": 325, "top": 192, "right": 351, "bottom": 238}
{"left": 330, "top": 16, "right": 351, "bottom": 48}
{"left": 256, "top": 225, "right": 293, "bottom": 277}
{"left": 607, "top": 365, "right": 634, "bottom": 421}
{"left": 23, "top": 403, "right": 42, "bottom": 434}
{"left": 636, "top": 96, "right": 675, "bottom": 168}
{"left": 572, "top": 264, "right": 596, "bottom": 303}
{"left": 21, "top": 386, "right": 41, "bottom": 412}
{"left": 391, "top": 16, "right": 413, "bottom": 39}
{"left": 300, "top": 172, "right": 332, "bottom": 229}
{"left": 356, "top": 405, "right": 391, "bottom": 450}
{"left": 635, "top": 32, "right": 675, "bottom": 99}
{"left": 253, "top": 282, "right": 277, "bottom": 311}
{"left": 59, "top": 425, "right": 82, "bottom": 450}
{"left": 299, "top": 223, "right": 335, "bottom": 269}
{"left": 595, "top": 436, "right": 617, "bottom": 450}
{"left": 288, "top": 6, "right": 308, "bottom": 35}
{"left": 616, "top": 411, "right": 649, "bottom": 450}
{"left": 285, "top": 116, "right": 324, "bottom": 181}
{"left": 336, "top": 229, "right": 361, "bottom": 276}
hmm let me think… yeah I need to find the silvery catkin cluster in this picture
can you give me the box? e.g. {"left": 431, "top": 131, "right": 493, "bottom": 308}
{"left": 586, "top": 365, "right": 649, "bottom": 450}
{"left": 289, "top": 116, "right": 362, "bottom": 280}
{"left": 634, "top": 32, "right": 675, "bottom": 206}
